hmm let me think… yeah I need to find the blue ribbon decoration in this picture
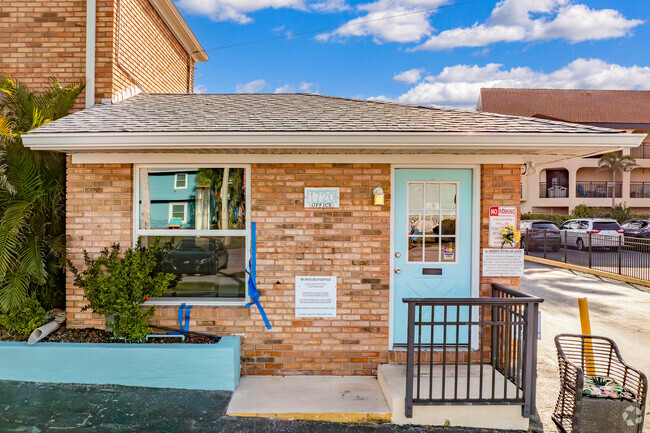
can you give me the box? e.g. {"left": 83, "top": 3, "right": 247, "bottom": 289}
{"left": 246, "top": 222, "right": 272, "bottom": 330}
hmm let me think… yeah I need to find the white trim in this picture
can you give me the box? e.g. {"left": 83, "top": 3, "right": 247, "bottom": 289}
{"left": 23, "top": 131, "right": 646, "bottom": 151}
{"left": 147, "top": 0, "right": 208, "bottom": 62}
{"left": 71, "top": 153, "right": 525, "bottom": 165}
{"left": 168, "top": 202, "right": 187, "bottom": 223}
{"left": 388, "top": 164, "right": 481, "bottom": 350}
{"left": 174, "top": 173, "right": 188, "bottom": 189}
{"left": 134, "top": 163, "right": 251, "bottom": 306}
{"left": 85, "top": 0, "right": 96, "bottom": 108}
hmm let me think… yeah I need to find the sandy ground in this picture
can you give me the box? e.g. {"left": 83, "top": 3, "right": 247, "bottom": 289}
{"left": 522, "top": 261, "right": 650, "bottom": 432}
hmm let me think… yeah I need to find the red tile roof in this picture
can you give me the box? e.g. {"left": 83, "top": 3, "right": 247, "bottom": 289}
{"left": 478, "top": 88, "right": 650, "bottom": 124}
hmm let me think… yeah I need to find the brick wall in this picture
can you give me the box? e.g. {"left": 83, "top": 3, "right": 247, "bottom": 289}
{"left": 0, "top": 0, "right": 195, "bottom": 108}
{"left": 0, "top": 1, "right": 87, "bottom": 106}
{"left": 65, "top": 161, "right": 521, "bottom": 375}
{"left": 65, "top": 157, "right": 133, "bottom": 327}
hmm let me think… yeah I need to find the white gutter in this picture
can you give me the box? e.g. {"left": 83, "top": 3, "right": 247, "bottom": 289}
{"left": 21, "top": 131, "right": 647, "bottom": 152}
{"left": 85, "top": 0, "right": 96, "bottom": 108}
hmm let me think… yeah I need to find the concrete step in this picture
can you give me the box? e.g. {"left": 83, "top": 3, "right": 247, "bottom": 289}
{"left": 378, "top": 364, "right": 530, "bottom": 430}
{"left": 226, "top": 375, "right": 392, "bottom": 423}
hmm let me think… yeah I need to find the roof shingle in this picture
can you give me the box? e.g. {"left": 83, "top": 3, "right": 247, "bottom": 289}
{"left": 478, "top": 88, "right": 650, "bottom": 124}
{"left": 30, "top": 93, "right": 622, "bottom": 135}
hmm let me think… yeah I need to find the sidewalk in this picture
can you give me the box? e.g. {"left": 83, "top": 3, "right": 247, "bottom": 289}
{"left": 0, "top": 380, "right": 526, "bottom": 432}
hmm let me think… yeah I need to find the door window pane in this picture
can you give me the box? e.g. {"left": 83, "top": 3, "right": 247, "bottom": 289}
{"left": 441, "top": 183, "right": 457, "bottom": 209}
{"left": 408, "top": 237, "right": 423, "bottom": 261}
{"left": 424, "top": 237, "right": 440, "bottom": 262}
{"left": 408, "top": 183, "right": 424, "bottom": 210}
{"left": 424, "top": 212, "right": 440, "bottom": 235}
{"left": 441, "top": 239, "right": 456, "bottom": 261}
{"left": 424, "top": 183, "right": 440, "bottom": 210}
{"left": 441, "top": 212, "right": 456, "bottom": 235}
{"left": 408, "top": 214, "right": 423, "bottom": 234}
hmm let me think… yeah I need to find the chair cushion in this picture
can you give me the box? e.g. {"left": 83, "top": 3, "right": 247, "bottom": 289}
{"left": 583, "top": 376, "right": 636, "bottom": 401}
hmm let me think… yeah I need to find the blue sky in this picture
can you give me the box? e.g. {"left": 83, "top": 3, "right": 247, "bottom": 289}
{"left": 177, "top": 0, "right": 649, "bottom": 107}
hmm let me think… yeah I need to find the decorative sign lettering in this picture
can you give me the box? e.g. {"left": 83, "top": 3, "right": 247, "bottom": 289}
{"left": 304, "top": 188, "right": 340, "bottom": 208}
{"left": 482, "top": 248, "right": 524, "bottom": 277}
{"left": 488, "top": 206, "right": 518, "bottom": 248}
{"left": 295, "top": 276, "right": 337, "bottom": 318}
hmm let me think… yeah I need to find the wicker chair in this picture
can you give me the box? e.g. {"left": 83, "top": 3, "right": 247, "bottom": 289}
{"left": 553, "top": 334, "right": 647, "bottom": 433}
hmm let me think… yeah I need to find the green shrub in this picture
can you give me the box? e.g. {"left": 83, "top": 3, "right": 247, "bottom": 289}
{"left": 0, "top": 298, "right": 46, "bottom": 337}
{"left": 522, "top": 204, "right": 648, "bottom": 227}
{"left": 610, "top": 204, "right": 632, "bottom": 224}
{"left": 571, "top": 204, "right": 593, "bottom": 218}
{"left": 70, "top": 239, "right": 177, "bottom": 342}
{"left": 521, "top": 212, "right": 571, "bottom": 226}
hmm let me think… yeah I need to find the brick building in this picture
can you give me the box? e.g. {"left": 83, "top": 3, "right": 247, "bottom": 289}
{"left": 0, "top": 0, "right": 208, "bottom": 107}
{"left": 23, "top": 93, "right": 644, "bottom": 379}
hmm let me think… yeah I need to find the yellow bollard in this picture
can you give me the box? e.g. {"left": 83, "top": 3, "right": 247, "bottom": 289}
{"left": 578, "top": 297, "right": 596, "bottom": 375}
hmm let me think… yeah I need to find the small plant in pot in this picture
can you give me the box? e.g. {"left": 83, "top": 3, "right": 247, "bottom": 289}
{"left": 69, "top": 238, "right": 178, "bottom": 342}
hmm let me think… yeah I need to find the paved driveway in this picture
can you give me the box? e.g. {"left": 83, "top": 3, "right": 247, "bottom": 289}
{"left": 0, "top": 381, "right": 523, "bottom": 432}
{"left": 523, "top": 261, "right": 650, "bottom": 432}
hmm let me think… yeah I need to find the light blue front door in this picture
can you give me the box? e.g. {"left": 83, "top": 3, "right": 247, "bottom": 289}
{"left": 393, "top": 169, "right": 473, "bottom": 345}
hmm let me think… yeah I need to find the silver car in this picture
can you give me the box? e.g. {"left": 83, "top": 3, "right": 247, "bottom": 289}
{"left": 559, "top": 218, "right": 623, "bottom": 251}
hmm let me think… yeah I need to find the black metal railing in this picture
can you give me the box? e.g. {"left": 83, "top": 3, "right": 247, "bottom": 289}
{"left": 403, "top": 284, "right": 543, "bottom": 419}
{"left": 539, "top": 182, "right": 569, "bottom": 198}
{"left": 575, "top": 181, "right": 622, "bottom": 198}
{"left": 630, "top": 143, "right": 650, "bottom": 159}
{"left": 524, "top": 229, "right": 650, "bottom": 282}
{"left": 630, "top": 182, "right": 650, "bottom": 198}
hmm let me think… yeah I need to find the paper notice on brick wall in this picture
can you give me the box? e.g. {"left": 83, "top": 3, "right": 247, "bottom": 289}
{"left": 482, "top": 248, "right": 524, "bottom": 277}
{"left": 295, "top": 276, "right": 337, "bottom": 318}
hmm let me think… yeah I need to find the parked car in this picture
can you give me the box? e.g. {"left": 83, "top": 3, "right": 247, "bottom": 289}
{"left": 620, "top": 219, "right": 650, "bottom": 240}
{"left": 162, "top": 237, "right": 228, "bottom": 275}
{"left": 520, "top": 220, "right": 561, "bottom": 251}
{"left": 559, "top": 218, "right": 623, "bottom": 251}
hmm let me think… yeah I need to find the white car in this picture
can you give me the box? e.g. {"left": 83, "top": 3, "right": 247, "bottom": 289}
{"left": 559, "top": 218, "right": 624, "bottom": 251}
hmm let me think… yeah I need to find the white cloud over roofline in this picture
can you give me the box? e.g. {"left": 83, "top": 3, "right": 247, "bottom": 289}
{"left": 372, "top": 58, "right": 650, "bottom": 108}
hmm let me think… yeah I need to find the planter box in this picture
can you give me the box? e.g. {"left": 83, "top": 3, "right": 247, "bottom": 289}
{"left": 0, "top": 336, "right": 240, "bottom": 391}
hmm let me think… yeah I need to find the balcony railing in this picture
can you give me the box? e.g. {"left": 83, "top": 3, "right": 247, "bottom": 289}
{"left": 539, "top": 182, "right": 569, "bottom": 198}
{"left": 630, "top": 182, "right": 650, "bottom": 199}
{"left": 403, "top": 284, "right": 543, "bottom": 419}
{"left": 576, "top": 181, "right": 622, "bottom": 198}
{"left": 630, "top": 144, "right": 650, "bottom": 159}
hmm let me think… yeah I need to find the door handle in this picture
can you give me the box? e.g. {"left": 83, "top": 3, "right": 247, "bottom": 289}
{"left": 395, "top": 268, "right": 401, "bottom": 274}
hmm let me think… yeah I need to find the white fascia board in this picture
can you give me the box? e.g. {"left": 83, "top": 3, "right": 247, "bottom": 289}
{"left": 148, "top": 0, "right": 208, "bottom": 62}
{"left": 21, "top": 131, "right": 646, "bottom": 152}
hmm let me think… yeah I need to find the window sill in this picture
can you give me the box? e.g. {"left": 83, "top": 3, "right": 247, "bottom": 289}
{"left": 144, "top": 298, "right": 248, "bottom": 307}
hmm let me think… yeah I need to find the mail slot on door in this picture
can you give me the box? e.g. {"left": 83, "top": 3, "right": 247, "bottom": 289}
{"left": 422, "top": 268, "right": 442, "bottom": 275}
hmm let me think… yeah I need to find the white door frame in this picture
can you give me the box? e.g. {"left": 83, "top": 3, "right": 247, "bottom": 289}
{"left": 388, "top": 164, "right": 481, "bottom": 349}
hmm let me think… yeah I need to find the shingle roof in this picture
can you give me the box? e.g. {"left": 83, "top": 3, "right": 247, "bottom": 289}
{"left": 30, "top": 93, "right": 621, "bottom": 135}
{"left": 478, "top": 88, "right": 650, "bottom": 124}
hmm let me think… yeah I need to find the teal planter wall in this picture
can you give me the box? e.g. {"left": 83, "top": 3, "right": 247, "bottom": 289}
{"left": 0, "top": 336, "right": 240, "bottom": 391}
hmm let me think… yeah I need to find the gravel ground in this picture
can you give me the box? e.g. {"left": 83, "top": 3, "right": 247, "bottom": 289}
{"left": 0, "top": 381, "right": 525, "bottom": 433}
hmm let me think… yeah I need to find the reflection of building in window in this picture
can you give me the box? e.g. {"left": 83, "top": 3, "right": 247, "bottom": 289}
{"left": 174, "top": 173, "right": 187, "bottom": 189}
{"left": 169, "top": 202, "right": 187, "bottom": 222}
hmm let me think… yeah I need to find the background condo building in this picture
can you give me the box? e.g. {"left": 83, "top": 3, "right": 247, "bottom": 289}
{"left": 478, "top": 88, "right": 650, "bottom": 214}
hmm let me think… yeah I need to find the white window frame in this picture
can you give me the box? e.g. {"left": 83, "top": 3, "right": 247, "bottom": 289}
{"left": 405, "top": 180, "right": 459, "bottom": 265}
{"left": 168, "top": 202, "right": 187, "bottom": 223}
{"left": 174, "top": 173, "right": 188, "bottom": 189}
{"left": 134, "top": 163, "right": 251, "bottom": 306}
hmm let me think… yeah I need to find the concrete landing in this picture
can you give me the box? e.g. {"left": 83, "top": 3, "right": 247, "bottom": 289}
{"left": 226, "top": 376, "right": 392, "bottom": 423}
{"left": 378, "top": 364, "right": 530, "bottom": 430}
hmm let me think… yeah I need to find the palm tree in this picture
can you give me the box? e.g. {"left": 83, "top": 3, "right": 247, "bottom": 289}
{"left": 597, "top": 152, "right": 636, "bottom": 209}
{"left": 0, "top": 77, "right": 84, "bottom": 311}
{"left": 195, "top": 168, "right": 224, "bottom": 229}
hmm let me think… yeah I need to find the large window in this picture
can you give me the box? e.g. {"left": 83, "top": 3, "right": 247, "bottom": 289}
{"left": 135, "top": 166, "right": 249, "bottom": 303}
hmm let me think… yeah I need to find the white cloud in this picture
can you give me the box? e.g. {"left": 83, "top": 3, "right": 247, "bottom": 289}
{"left": 415, "top": 0, "right": 642, "bottom": 50}
{"left": 394, "top": 68, "right": 425, "bottom": 84}
{"left": 193, "top": 84, "right": 208, "bottom": 94}
{"left": 316, "top": 0, "right": 449, "bottom": 43}
{"left": 176, "top": 0, "right": 346, "bottom": 23}
{"left": 274, "top": 81, "right": 316, "bottom": 93}
{"left": 235, "top": 79, "right": 269, "bottom": 93}
{"left": 379, "top": 58, "right": 650, "bottom": 108}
